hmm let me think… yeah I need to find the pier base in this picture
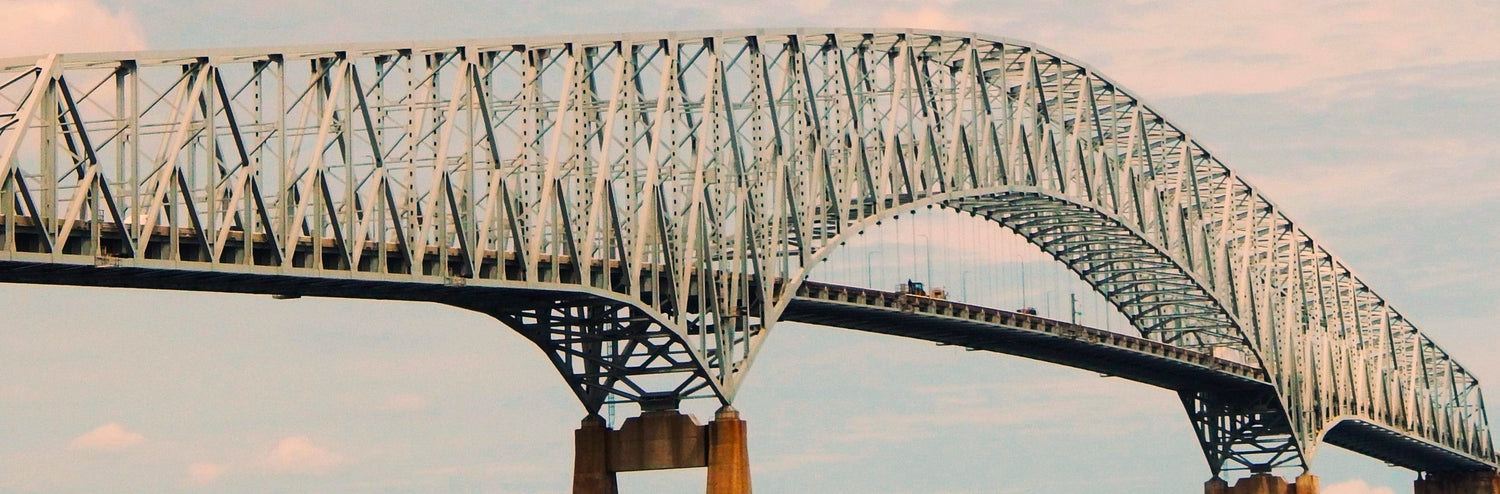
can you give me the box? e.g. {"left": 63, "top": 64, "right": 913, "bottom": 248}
{"left": 1415, "top": 471, "right": 1500, "bottom": 494}
{"left": 1206, "top": 473, "right": 1318, "bottom": 494}
{"left": 570, "top": 407, "right": 752, "bottom": 493}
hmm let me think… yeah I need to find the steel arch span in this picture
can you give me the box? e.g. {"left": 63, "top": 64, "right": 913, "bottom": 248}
{"left": 0, "top": 28, "right": 1493, "bottom": 477}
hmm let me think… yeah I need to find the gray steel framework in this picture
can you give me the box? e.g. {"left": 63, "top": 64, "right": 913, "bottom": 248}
{"left": 0, "top": 28, "right": 1492, "bottom": 476}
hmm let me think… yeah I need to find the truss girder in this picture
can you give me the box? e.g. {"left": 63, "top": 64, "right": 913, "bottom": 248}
{"left": 491, "top": 297, "right": 719, "bottom": 412}
{"left": 0, "top": 28, "right": 1491, "bottom": 474}
{"left": 1182, "top": 389, "right": 1303, "bottom": 475}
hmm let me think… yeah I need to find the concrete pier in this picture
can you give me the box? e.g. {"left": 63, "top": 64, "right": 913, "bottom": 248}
{"left": 706, "top": 406, "right": 752, "bottom": 494}
{"left": 573, "top": 415, "right": 618, "bottom": 494}
{"left": 1414, "top": 471, "right": 1500, "bottom": 494}
{"left": 609, "top": 410, "right": 708, "bottom": 472}
{"left": 570, "top": 408, "right": 752, "bottom": 493}
{"left": 1206, "top": 473, "right": 1318, "bottom": 494}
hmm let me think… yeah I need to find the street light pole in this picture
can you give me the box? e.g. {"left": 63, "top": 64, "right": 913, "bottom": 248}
{"left": 961, "top": 271, "right": 968, "bottom": 303}
{"left": 916, "top": 233, "right": 932, "bottom": 282}
{"left": 866, "top": 251, "right": 878, "bottom": 287}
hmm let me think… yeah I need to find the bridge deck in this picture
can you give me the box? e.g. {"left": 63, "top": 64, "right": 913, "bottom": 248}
{"left": 787, "top": 281, "right": 1270, "bottom": 393}
{"left": 787, "top": 281, "right": 1499, "bottom": 473}
{"left": 0, "top": 215, "right": 1491, "bottom": 472}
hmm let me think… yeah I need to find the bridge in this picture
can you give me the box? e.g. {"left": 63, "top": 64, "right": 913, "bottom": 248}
{"left": 0, "top": 28, "right": 1494, "bottom": 493}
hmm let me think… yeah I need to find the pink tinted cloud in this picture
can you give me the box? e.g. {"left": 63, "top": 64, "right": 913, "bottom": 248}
{"left": 877, "top": 6, "right": 975, "bottom": 32}
{"left": 68, "top": 423, "right": 145, "bottom": 452}
{"left": 0, "top": 0, "right": 147, "bottom": 57}
{"left": 264, "top": 436, "right": 346, "bottom": 475}
{"left": 186, "top": 462, "right": 226, "bottom": 486}
{"left": 379, "top": 392, "right": 432, "bottom": 412}
{"left": 1325, "top": 479, "right": 1397, "bottom": 494}
{"left": 1039, "top": 1, "right": 1500, "bottom": 96}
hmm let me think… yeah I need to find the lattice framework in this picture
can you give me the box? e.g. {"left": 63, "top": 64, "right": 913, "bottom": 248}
{"left": 0, "top": 28, "right": 1491, "bottom": 474}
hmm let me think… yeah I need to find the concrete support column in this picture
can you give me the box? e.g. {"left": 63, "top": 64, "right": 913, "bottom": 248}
{"left": 1205, "top": 473, "right": 1318, "bottom": 494}
{"left": 1294, "top": 473, "right": 1319, "bottom": 494}
{"left": 706, "top": 406, "right": 752, "bottom": 494}
{"left": 573, "top": 415, "right": 618, "bottom": 494}
{"left": 1414, "top": 471, "right": 1500, "bottom": 494}
{"left": 571, "top": 407, "right": 751, "bottom": 494}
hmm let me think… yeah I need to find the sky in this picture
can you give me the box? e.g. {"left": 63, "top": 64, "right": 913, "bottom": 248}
{"left": 2, "top": 1, "right": 1498, "bottom": 493}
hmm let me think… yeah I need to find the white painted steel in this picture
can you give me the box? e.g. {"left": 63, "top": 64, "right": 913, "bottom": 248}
{"left": 0, "top": 28, "right": 1490, "bottom": 475}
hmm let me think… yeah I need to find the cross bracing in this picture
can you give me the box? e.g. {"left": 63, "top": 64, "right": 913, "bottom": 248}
{"left": 0, "top": 28, "right": 1492, "bottom": 477}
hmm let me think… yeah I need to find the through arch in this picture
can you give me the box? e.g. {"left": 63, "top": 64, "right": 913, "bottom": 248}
{"left": 771, "top": 187, "right": 1302, "bottom": 474}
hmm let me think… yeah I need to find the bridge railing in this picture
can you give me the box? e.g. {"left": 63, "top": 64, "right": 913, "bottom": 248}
{"left": 794, "top": 280, "right": 1269, "bottom": 383}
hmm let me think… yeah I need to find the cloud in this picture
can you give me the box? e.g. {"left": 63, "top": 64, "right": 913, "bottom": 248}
{"left": 756, "top": 451, "right": 861, "bottom": 474}
{"left": 579, "top": 1, "right": 1496, "bottom": 98}
{"left": 417, "top": 465, "right": 463, "bottom": 476}
{"left": 1324, "top": 479, "right": 1397, "bottom": 494}
{"left": 0, "top": 0, "right": 147, "bottom": 57}
{"left": 186, "top": 462, "right": 225, "bottom": 486}
{"left": 379, "top": 392, "right": 431, "bottom": 412}
{"left": 877, "top": 6, "right": 974, "bottom": 31}
{"left": 0, "top": 384, "right": 34, "bottom": 402}
{"left": 809, "top": 375, "right": 1170, "bottom": 444}
{"left": 68, "top": 423, "right": 145, "bottom": 452}
{"left": 413, "top": 460, "right": 551, "bottom": 480}
{"left": 1042, "top": 2, "right": 1500, "bottom": 97}
{"left": 263, "top": 436, "right": 346, "bottom": 475}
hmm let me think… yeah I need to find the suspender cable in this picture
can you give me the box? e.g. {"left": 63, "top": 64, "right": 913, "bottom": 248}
{"left": 921, "top": 210, "right": 928, "bottom": 286}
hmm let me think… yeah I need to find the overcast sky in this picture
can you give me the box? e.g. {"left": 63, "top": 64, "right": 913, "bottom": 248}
{"left": 2, "top": 1, "right": 1498, "bottom": 493}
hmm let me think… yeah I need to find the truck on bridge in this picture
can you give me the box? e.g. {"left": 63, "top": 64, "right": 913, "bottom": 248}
{"left": 896, "top": 280, "right": 948, "bottom": 300}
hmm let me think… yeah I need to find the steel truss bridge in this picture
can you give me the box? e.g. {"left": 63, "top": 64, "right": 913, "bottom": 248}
{"left": 0, "top": 28, "right": 1494, "bottom": 483}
